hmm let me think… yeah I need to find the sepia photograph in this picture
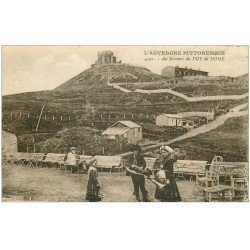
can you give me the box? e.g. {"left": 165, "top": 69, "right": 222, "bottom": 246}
{"left": 1, "top": 45, "right": 248, "bottom": 202}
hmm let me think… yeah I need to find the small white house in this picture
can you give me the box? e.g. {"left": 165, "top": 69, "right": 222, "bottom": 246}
{"left": 102, "top": 120, "right": 142, "bottom": 144}
{"left": 156, "top": 114, "right": 183, "bottom": 127}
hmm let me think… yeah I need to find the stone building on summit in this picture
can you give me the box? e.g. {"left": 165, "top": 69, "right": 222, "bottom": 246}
{"left": 92, "top": 51, "right": 121, "bottom": 67}
{"left": 161, "top": 66, "right": 208, "bottom": 78}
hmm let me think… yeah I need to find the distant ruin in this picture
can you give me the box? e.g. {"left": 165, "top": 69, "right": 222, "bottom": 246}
{"left": 92, "top": 50, "right": 121, "bottom": 67}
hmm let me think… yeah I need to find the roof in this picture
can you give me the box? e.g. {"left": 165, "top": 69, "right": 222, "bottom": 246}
{"left": 102, "top": 127, "right": 129, "bottom": 136}
{"left": 157, "top": 114, "right": 182, "bottom": 119}
{"left": 111, "top": 120, "right": 141, "bottom": 128}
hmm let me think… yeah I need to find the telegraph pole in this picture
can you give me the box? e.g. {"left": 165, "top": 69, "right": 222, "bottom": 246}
{"left": 36, "top": 106, "right": 45, "bottom": 131}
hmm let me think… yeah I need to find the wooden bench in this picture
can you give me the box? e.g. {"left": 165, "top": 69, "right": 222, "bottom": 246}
{"left": 140, "top": 158, "right": 207, "bottom": 181}
{"left": 202, "top": 185, "right": 234, "bottom": 202}
{"left": 94, "top": 156, "right": 123, "bottom": 172}
{"left": 42, "top": 153, "right": 66, "bottom": 168}
{"left": 13, "top": 152, "right": 30, "bottom": 166}
{"left": 2, "top": 154, "right": 16, "bottom": 165}
{"left": 27, "top": 153, "right": 46, "bottom": 167}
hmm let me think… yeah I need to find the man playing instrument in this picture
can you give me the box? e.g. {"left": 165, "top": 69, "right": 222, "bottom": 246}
{"left": 126, "top": 144, "right": 149, "bottom": 202}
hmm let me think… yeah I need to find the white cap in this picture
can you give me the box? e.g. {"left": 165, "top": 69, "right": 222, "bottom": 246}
{"left": 160, "top": 145, "right": 174, "bottom": 153}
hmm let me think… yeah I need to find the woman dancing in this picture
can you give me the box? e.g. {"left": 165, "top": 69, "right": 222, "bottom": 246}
{"left": 153, "top": 146, "right": 182, "bottom": 202}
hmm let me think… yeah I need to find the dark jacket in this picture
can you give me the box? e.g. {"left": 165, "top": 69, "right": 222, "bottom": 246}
{"left": 127, "top": 154, "right": 146, "bottom": 169}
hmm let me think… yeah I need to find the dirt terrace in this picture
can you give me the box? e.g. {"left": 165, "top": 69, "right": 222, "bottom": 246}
{"left": 2, "top": 164, "right": 202, "bottom": 202}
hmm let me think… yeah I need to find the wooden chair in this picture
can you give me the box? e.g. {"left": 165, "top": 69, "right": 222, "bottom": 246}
{"left": 230, "top": 164, "right": 248, "bottom": 201}
{"left": 200, "top": 157, "right": 235, "bottom": 202}
{"left": 202, "top": 185, "right": 234, "bottom": 202}
{"left": 196, "top": 156, "right": 223, "bottom": 189}
{"left": 210, "top": 156, "right": 223, "bottom": 173}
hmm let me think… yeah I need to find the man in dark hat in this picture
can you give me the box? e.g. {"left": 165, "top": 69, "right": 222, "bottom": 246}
{"left": 126, "top": 144, "right": 149, "bottom": 202}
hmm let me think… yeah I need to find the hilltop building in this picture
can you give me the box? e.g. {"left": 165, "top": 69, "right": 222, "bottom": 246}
{"left": 156, "top": 114, "right": 183, "bottom": 127}
{"left": 92, "top": 50, "right": 121, "bottom": 67}
{"left": 161, "top": 66, "right": 208, "bottom": 78}
{"left": 102, "top": 121, "right": 142, "bottom": 144}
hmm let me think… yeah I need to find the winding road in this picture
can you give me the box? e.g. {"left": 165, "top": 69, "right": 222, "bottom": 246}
{"left": 108, "top": 78, "right": 248, "bottom": 156}
{"left": 118, "top": 103, "right": 248, "bottom": 157}
{"left": 110, "top": 82, "right": 248, "bottom": 102}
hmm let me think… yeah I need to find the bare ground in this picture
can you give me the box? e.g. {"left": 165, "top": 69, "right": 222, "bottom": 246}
{"left": 2, "top": 164, "right": 203, "bottom": 202}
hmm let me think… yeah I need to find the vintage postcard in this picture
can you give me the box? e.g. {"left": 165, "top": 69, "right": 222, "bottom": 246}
{"left": 1, "top": 45, "right": 248, "bottom": 202}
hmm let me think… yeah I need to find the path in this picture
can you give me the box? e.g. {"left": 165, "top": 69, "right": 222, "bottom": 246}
{"left": 118, "top": 103, "right": 248, "bottom": 157}
{"left": 109, "top": 82, "right": 248, "bottom": 102}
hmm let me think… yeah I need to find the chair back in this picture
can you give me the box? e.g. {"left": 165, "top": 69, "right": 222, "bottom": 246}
{"left": 207, "top": 171, "right": 219, "bottom": 181}
{"left": 210, "top": 155, "right": 223, "bottom": 173}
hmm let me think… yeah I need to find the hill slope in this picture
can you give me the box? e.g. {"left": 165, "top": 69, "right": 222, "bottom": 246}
{"left": 119, "top": 74, "right": 248, "bottom": 96}
{"left": 171, "top": 116, "right": 248, "bottom": 162}
{"left": 55, "top": 64, "right": 164, "bottom": 92}
{"left": 2, "top": 63, "right": 248, "bottom": 137}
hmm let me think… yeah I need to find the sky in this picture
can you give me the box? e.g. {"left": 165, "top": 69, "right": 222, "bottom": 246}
{"left": 2, "top": 45, "right": 248, "bottom": 96}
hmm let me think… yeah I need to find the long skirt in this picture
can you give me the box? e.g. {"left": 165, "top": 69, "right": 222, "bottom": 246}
{"left": 155, "top": 176, "right": 182, "bottom": 202}
{"left": 85, "top": 177, "right": 101, "bottom": 202}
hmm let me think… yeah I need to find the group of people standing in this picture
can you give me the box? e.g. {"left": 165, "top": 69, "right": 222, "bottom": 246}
{"left": 126, "top": 144, "right": 182, "bottom": 202}
{"left": 65, "top": 144, "right": 182, "bottom": 202}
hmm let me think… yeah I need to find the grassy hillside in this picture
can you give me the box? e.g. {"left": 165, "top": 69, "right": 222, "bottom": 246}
{"left": 170, "top": 116, "right": 248, "bottom": 162}
{"left": 2, "top": 86, "right": 246, "bottom": 135}
{"left": 2, "top": 63, "right": 248, "bottom": 158}
{"left": 55, "top": 63, "right": 164, "bottom": 92}
{"left": 119, "top": 74, "right": 248, "bottom": 96}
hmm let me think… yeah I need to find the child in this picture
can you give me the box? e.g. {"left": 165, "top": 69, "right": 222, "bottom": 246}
{"left": 85, "top": 158, "right": 102, "bottom": 202}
